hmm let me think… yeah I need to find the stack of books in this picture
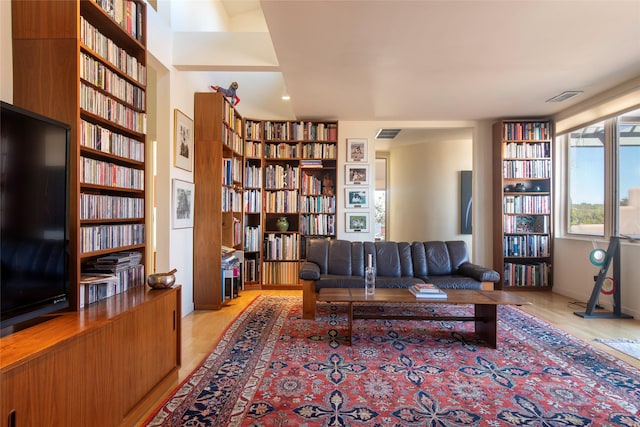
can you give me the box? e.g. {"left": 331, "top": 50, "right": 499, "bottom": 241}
{"left": 408, "top": 283, "right": 448, "bottom": 299}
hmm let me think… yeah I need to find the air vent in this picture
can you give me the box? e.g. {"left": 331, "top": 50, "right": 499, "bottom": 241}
{"left": 375, "top": 129, "right": 401, "bottom": 139}
{"left": 546, "top": 91, "right": 583, "bottom": 103}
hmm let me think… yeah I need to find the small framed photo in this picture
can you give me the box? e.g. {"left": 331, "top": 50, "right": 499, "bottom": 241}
{"left": 174, "top": 109, "right": 194, "bottom": 172}
{"left": 172, "top": 179, "right": 194, "bottom": 229}
{"left": 345, "top": 212, "right": 369, "bottom": 233}
{"left": 347, "top": 138, "right": 368, "bottom": 162}
{"left": 345, "top": 188, "right": 368, "bottom": 208}
{"left": 345, "top": 164, "right": 369, "bottom": 185}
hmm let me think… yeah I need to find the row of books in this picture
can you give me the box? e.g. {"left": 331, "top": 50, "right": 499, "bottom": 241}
{"left": 262, "top": 261, "right": 299, "bottom": 285}
{"left": 80, "top": 82, "right": 147, "bottom": 134}
{"left": 503, "top": 215, "right": 550, "bottom": 234}
{"left": 503, "top": 262, "right": 550, "bottom": 287}
{"left": 80, "top": 53, "right": 145, "bottom": 110}
{"left": 244, "top": 189, "right": 262, "bottom": 213}
{"left": 502, "top": 159, "right": 551, "bottom": 179}
{"left": 80, "top": 120, "right": 144, "bottom": 162}
{"left": 264, "top": 233, "right": 299, "bottom": 260}
{"left": 222, "top": 187, "right": 241, "bottom": 212}
{"left": 80, "top": 224, "right": 145, "bottom": 253}
{"left": 264, "top": 142, "right": 300, "bottom": 159}
{"left": 264, "top": 164, "right": 299, "bottom": 189}
{"left": 245, "top": 140, "right": 262, "bottom": 157}
{"left": 264, "top": 190, "right": 299, "bottom": 213}
{"left": 245, "top": 121, "right": 262, "bottom": 141}
{"left": 222, "top": 100, "right": 243, "bottom": 135}
{"left": 408, "top": 283, "right": 447, "bottom": 299}
{"left": 244, "top": 258, "right": 260, "bottom": 283}
{"left": 503, "top": 141, "right": 550, "bottom": 159}
{"left": 300, "top": 195, "right": 336, "bottom": 214}
{"left": 79, "top": 264, "right": 145, "bottom": 308}
{"left": 244, "top": 226, "right": 261, "bottom": 252}
{"left": 80, "top": 17, "right": 146, "bottom": 85}
{"left": 80, "top": 193, "right": 144, "bottom": 220}
{"left": 244, "top": 165, "right": 262, "bottom": 188}
{"left": 80, "top": 156, "right": 144, "bottom": 190}
{"left": 502, "top": 122, "right": 551, "bottom": 141}
{"left": 92, "top": 0, "right": 144, "bottom": 41}
{"left": 503, "top": 235, "right": 551, "bottom": 257}
{"left": 290, "top": 122, "right": 338, "bottom": 141}
{"left": 301, "top": 143, "right": 337, "bottom": 159}
{"left": 222, "top": 122, "right": 243, "bottom": 155}
{"left": 503, "top": 195, "right": 550, "bottom": 214}
{"left": 299, "top": 214, "right": 335, "bottom": 235}
{"left": 223, "top": 157, "right": 242, "bottom": 185}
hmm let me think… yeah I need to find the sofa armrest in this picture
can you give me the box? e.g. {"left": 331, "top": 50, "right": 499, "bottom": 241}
{"left": 299, "top": 261, "right": 321, "bottom": 281}
{"left": 458, "top": 262, "right": 500, "bottom": 282}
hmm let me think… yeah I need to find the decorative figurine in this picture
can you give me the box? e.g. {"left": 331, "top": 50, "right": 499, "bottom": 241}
{"left": 210, "top": 81, "right": 240, "bottom": 106}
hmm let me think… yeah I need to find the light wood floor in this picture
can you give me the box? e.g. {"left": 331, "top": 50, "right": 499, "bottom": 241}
{"left": 135, "top": 290, "right": 640, "bottom": 425}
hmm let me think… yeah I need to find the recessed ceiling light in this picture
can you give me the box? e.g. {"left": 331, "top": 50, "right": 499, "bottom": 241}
{"left": 546, "top": 91, "right": 583, "bottom": 103}
{"left": 282, "top": 95, "right": 290, "bottom": 101}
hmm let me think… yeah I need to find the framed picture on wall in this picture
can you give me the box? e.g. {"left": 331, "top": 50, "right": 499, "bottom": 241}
{"left": 345, "top": 188, "right": 369, "bottom": 208}
{"left": 345, "top": 164, "right": 369, "bottom": 185}
{"left": 174, "top": 109, "right": 194, "bottom": 172}
{"left": 345, "top": 212, "right": 369, "bottom": 233}
{"left": 172, "top": 179, "right": 194, "bottom": 229}
{"left": 346, "top": 138, "right": 368, "bottom": 162}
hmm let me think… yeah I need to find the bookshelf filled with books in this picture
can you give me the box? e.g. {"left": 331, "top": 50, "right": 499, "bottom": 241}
{"left": 194, "top": 92, "right": 244, "bottom": 309}
{"left": 11, "top": 0, "right": 148, "bottom": 310}
{"left": 492, "top": 119, "right": 554, "bottom": 290}
{"left": 243, "top": 119, "right": 263, "bottom": 287}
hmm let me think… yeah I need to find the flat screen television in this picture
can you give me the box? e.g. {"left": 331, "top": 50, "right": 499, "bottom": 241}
{"left": 1, "top": 101, "right": 70, "bottom": 332}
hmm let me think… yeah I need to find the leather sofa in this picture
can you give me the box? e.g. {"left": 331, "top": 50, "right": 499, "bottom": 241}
{"left": 299, "top": 239, "right": 500, "bottom": 319}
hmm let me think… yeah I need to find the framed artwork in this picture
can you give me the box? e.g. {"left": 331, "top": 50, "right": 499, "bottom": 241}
{"left": 345, "top": 164, "right": 369, "bottom": 185}
{"left": 345, "top": 212, "right": 369, "bottom": 233}
{"left": 346, "top": 138, "right": 368, "bottom": 162}
{"left": 345, "top": 188, "right": 368, "bottom": 208}
{"left": 172, "top": 179, "right": 194, "bottom": 229}
{"left": 460, "top": 170, "right": 472, "bottom": 234}
{"left": 174, "top": 109, "right": 194, "bottom": 172}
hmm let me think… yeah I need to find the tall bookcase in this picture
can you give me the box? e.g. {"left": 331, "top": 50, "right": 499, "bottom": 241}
{"left": 11, "top": 0, "right": 148, "bottom": 310}
{"left": 493, "top": 119, "right": 554, "bottom": 290}
{"left": 193, "top": 92, "right": 244, "bottom": 309}
{"left": 262, "top": 120, "right": 338, "bottom": 287}
{"left": 243, "top": 119, "right": 263, "bottom": 288}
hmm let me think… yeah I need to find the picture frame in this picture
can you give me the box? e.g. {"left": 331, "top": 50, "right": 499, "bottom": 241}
{"left": 172, "top": 179, "right": 194, "bottom": 229}
{"left": 345, "top": 212, "right": 369, "bottom": 233}
{"left": 345, "top": 188, "right": 369, "bottom": 208}
{"left": 346, "top": 138, "right": 368, "bottom": 162}
{"left": 174, "top": 109, "right": 194, "bottom": 172}
{"left": 345, "top": 164, "right": 369, "bottom": 185}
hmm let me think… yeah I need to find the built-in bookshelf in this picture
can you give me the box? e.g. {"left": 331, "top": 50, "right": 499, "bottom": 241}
{"left": 243, "top": 119, "right": 263, "bottom": 287}
{"left": 261, "top": 121, "right": 338, "bottom": 287}
{"left": 11, "top": 0, "right": 148, "bottom": 310}
{"left": 493, "top": 119, "right": 553, "bottom": 290}
{"left": 194, "top": 92, "right": 245, "bottom": 309}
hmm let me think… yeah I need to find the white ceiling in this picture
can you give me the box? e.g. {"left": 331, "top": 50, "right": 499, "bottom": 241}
{"left": 193, "top": 0, "right": 640, "bottom": 140}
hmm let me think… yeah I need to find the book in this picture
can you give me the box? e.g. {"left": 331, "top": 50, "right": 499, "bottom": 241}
{"left": 409, "top": 286, "right": 447, "bottom": 299}
{"left": 411, "top": 283, "right": 442, "bottom": 294}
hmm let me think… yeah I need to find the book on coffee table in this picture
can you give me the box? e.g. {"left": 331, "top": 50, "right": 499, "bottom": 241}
{"left": 409, "top": 284, "right": 448, "bottom": 299}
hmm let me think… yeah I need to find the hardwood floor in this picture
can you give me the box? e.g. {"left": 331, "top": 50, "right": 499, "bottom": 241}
{"left": 134, "top": 289, "right": 640, "bottom": 425}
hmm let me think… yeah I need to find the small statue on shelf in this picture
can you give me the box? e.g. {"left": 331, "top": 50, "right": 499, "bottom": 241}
{"left": 210, "top": 81, "right": 240, "bottom": 106}
{"left": 322, "top": 173, "right": 334, "bottom": 196}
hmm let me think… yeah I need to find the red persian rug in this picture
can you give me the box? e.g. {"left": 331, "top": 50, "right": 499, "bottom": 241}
{"left": 144, "top": 295, "right": 640, "bottom": 426}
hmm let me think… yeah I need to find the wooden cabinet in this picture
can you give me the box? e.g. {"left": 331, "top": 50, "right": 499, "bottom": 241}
{"left": 493, "top": 120, "right": 554, "bottom": 290}
{"left": 11, "top": 0, "right": 148, "bottom": 310}
{"left": 193, "top": 92, "right": 244, "bottom": 309}
{"left": 1, "top": 286, "right": 181, "bottom": 427}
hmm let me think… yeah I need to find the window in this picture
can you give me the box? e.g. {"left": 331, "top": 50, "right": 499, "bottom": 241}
{"left": 567, "top": 121, "right": 605, "bottom": 235}
{"left": 564, "top": 107, "right": 640, "bottom": 237}
{"left": 618, "top": 108, "right": 640, "bottom": 236}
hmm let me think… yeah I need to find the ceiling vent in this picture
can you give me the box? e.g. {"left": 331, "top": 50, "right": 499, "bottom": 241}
{"left": 375, "top": 129, "right": 401, "bottom": 139}
{"left": 546, "top": 91, "right": 583, "bottom": 103}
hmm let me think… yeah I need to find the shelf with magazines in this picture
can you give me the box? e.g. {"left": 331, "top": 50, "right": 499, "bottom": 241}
{"left": 493, "top": 119, "right": 554, "bottom": 290}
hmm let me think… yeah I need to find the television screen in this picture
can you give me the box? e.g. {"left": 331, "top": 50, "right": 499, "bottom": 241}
{"left": 1, "top": 101, "right": 70, "bottom": 331}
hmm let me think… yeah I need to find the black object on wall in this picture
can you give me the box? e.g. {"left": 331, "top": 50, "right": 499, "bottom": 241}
{"left": 460, "top": 170, "right": 472, "bottom": 235}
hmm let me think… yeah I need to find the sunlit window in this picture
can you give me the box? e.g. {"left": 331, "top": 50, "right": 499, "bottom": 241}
{"left": 618, "top": 108, "right": 640, "bottom": 236}
{"left": 567, "top": 122, "right": 605, "bottom": 235}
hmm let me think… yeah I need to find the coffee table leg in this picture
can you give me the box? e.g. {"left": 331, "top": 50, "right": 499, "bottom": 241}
{"left": 345, "top": 302, "right": 353, "bottom": 345}
{"left": 475, "top": 304, "right": 497, "bottom": 348}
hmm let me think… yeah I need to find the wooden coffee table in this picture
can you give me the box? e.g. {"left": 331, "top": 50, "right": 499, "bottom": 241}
{"left": 317, "top": 288, "right": 530, "bottom": 348}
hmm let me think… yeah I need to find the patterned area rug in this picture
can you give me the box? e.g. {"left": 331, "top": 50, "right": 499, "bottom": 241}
{"left": 144, "top": 295, "right": 640, "bottom": 426}
{"left": 595, "top": 338, "right": 640, "bottom": 361}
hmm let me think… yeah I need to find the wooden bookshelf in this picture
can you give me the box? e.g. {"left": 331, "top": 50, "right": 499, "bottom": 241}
{"left": 11, "top": 0, "right": 148, "bottom": 310}
{"left": 492, "top": 119, "right": 554, "bottom": 290}
{"left": 193, "top": 92, "right": 244, "bottom": 309}
{"left": 243, "top": 119, "right": 263, "bottom": 288}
